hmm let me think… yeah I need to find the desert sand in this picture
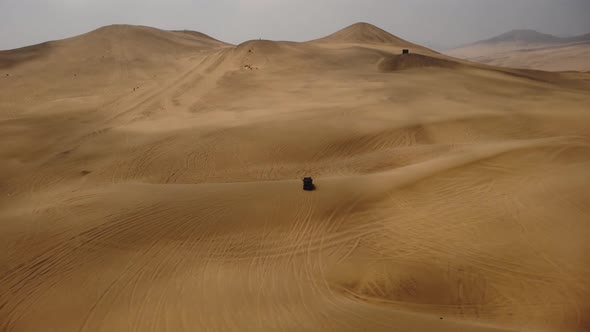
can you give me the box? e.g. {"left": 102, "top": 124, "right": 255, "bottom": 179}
{"left": 1, "top": 23, "right": 589, "bottom": 332}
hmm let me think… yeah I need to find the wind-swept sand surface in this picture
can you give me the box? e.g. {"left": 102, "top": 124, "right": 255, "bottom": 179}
{"left": 1, "top": 23, "right": 590, "bottom": 332}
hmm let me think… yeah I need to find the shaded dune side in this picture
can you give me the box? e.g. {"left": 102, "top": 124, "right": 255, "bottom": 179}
{"left": 376, "top": 52, "right": 568, "bottom": 86}
{"left": 0, "top": 42, "right": 54, "bottom": 69}
{"left": 378, "top": 53, "right": 463, "bottom": 71}
{"left": 225, "top": 39, "right": 395, "bottom": 71}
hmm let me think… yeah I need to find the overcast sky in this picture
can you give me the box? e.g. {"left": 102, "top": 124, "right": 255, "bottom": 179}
{"left": 1, "top": 0, "right": 589, "bottom": 50}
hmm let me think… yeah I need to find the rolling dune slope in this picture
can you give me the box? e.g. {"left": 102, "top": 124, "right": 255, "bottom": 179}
{"left": 1, "top": 23, "right": 590, "bottom": 332}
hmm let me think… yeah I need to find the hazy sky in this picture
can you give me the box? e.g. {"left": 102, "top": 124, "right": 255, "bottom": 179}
{"left": 1, "top": 0, "right": 589, "bottom": 50}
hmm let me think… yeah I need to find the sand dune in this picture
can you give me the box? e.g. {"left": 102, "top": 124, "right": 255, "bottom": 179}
{"left": 1, "top": 23, "right": 590, "bottom": 332}
{"left": 312, "top": 22, "right": 420, "bottom": 47}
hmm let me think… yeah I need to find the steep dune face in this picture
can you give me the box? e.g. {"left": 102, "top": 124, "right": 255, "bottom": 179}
{"left": 1, "top": 23, "right": 590, "bottom": 332}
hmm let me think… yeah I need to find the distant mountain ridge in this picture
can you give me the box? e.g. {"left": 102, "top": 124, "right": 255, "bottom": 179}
{"left": 476, "top": 29, "right": 590, "bottom": 45}
{"left": 445, "top": 29, "right": 590, "bottom": 72}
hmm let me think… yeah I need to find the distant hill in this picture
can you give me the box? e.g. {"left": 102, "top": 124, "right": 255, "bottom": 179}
{"left": 446, "top": 29, "right": 590, "bottom": 72}
{"left": 465, "top": 29, "right": 590, "bottom": 46}
{"left": 480, "top": 29, "right": 563, "bottom": 44}
{"left": 569, "top": 33, "right": 590, "bottom": 43}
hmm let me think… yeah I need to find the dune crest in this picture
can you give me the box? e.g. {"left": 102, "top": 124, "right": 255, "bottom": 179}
{"left": 312, "top": 22, "right": 415, "bottom": 46}
{"left": 378, "top": 53, "right": 462, "bottom": 71}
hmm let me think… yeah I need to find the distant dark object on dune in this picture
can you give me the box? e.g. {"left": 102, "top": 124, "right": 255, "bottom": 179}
{"left": 303, "top": 177, "right": 315, "bottom": 191}
{"left": 402, "top": 49, "right": 409, "bottom": 54}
